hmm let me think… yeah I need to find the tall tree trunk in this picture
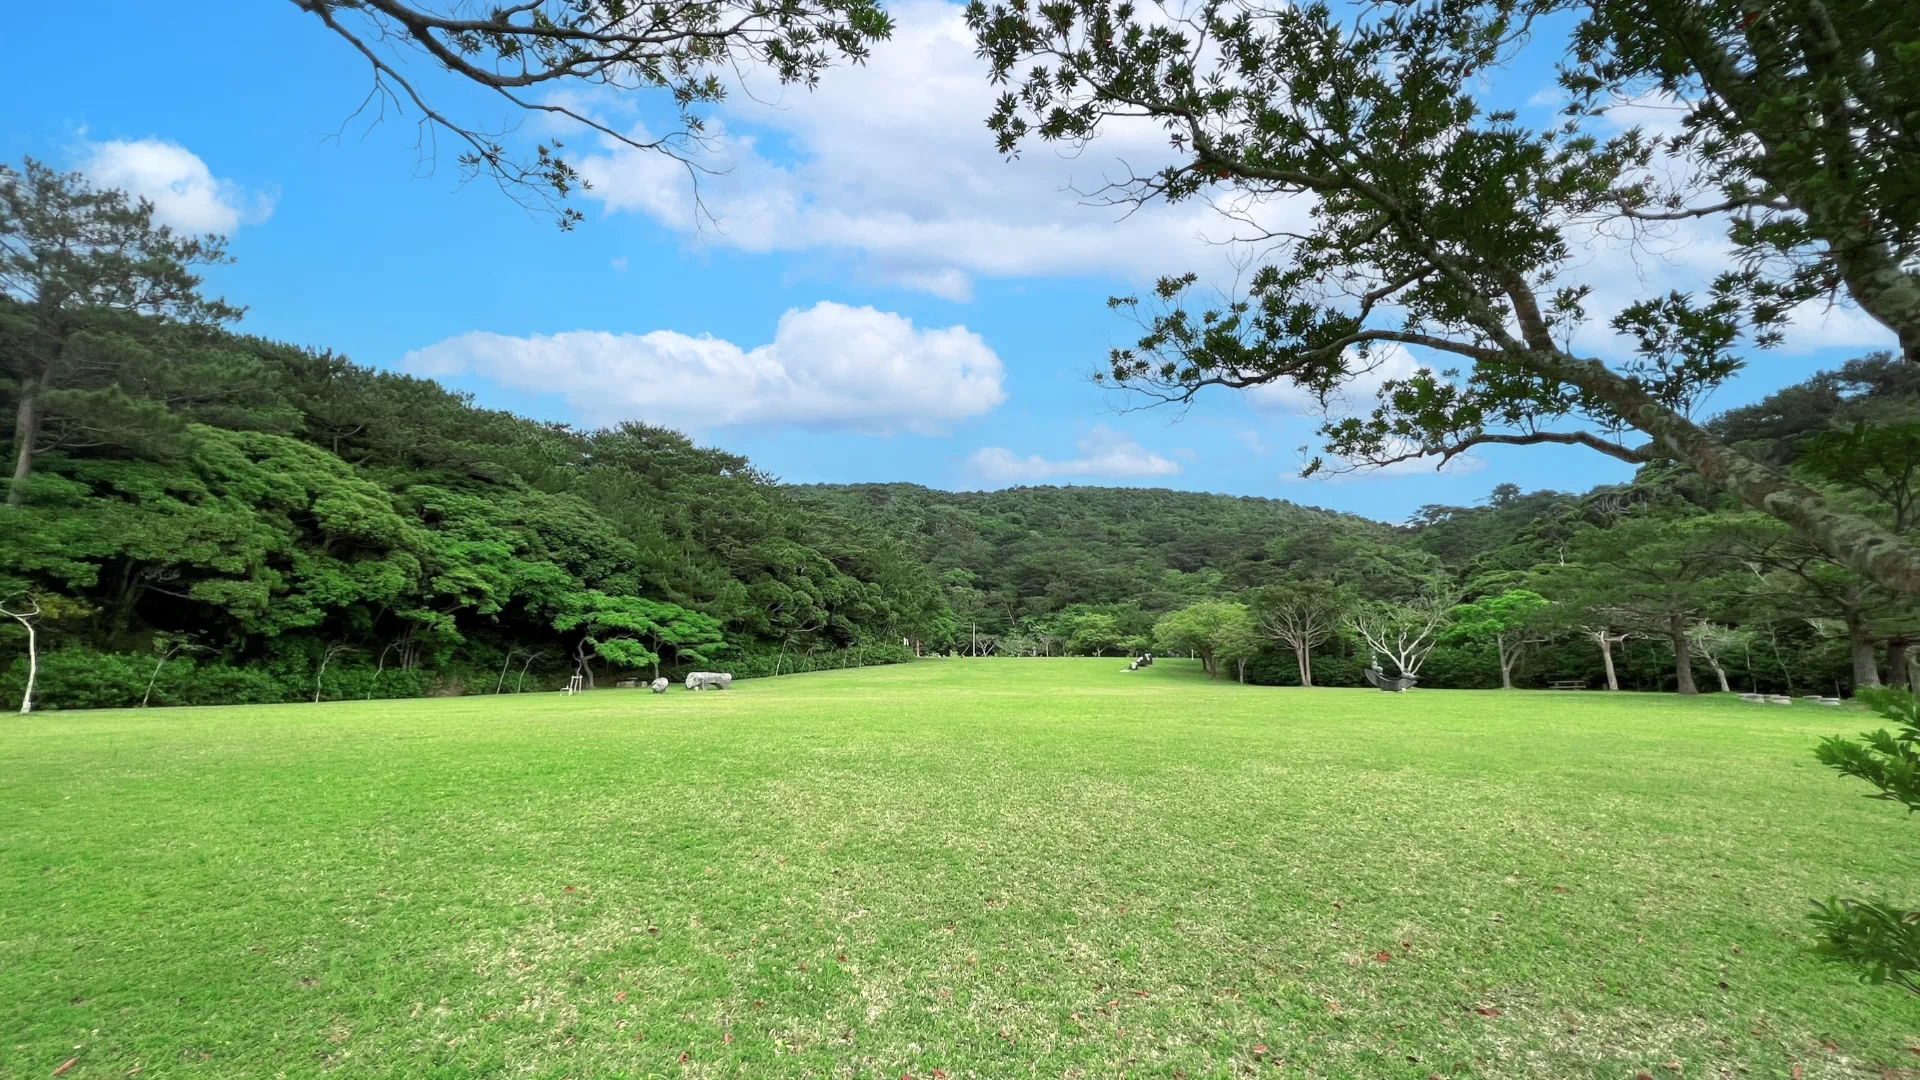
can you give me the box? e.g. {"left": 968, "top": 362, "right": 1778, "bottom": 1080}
{"left": 1497, "top": 634, "right": 1515, "bottom": 689}
{"left": 1294, "top": 642, "right": 1313, "bottom": 687}
{"left": 7, "top": 608, "right": 39, "bottom": 714}
{"left": 7, "top": 383, "right": 41, "bottom": 508}
{"left": 19, "top": 620, "right": 36, "bottom": 714}
{"left": 1707, "top": 658, "right": 1730, "bottom": 694}
{"left": 1670, "top": 618, "right": 1698, "bottom": 695}
{"left": 574, "top": 636, "right": 596, "bottom": 689}
{"left": 1889, "top": 639, "right": 1913, "bottom": 692}
{"left": 1847, "top": 611, "right": 1882, "bottom": 690}
{"left": 1597, "top": 635, "right": 1620, "bottom": 691}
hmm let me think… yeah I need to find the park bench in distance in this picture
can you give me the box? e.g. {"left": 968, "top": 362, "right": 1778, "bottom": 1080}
{"left": 1547, "top": 680, "right": 1586, "bottom": 691}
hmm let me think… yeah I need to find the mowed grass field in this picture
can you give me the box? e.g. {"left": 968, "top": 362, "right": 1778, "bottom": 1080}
{"left": 2, "top": 660, "right": 1915, "bottom": 1080}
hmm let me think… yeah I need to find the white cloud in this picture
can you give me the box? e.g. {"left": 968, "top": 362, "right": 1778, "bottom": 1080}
{"left": 571, "top": 0, "right": 1250, "bottom": 300}
{"left": 610, "top": 256, "right": 629, "bottom": 272}
{"left": 404, "top": 301, "right": 1006, "bottom": 434}
{"left": 80, "top": 139, "right": 272, "bottom": 232}
{"left": 971, "top": 425, "right": 1181, "bottom": 483}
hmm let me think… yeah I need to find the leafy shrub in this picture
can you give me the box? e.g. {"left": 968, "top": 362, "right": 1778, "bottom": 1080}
{"left": 1, "top": 650, "right": 152, "bottom": 711}
{"left": 0, "top": 647, "right": 483, "bottom": 711}
{"left": 1811, "top": 687, "right": 1920, "bottom": 993}
{"left": 722, "top": 643, "right": 914, "bottom": 680}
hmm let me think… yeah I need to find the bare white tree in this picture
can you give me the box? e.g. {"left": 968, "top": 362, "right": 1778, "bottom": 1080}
{"left": 1346, "top": 587, "right": 1459, "bottom": 680}
{"left": 314, "top": 643, "right": 360, "bottom": 703}
{"left": 1, "top": 593, "right": 41, "bottom": 715}
{"left": 1580, "top": 624, "right": 1636, "bottom": 692}
{"left": 494, "top": 647, "right": 525, "bottom": 695}
{"left": 1254, "top": 590, "right": 1341, "bottom": 687}
{"left": 514, "top": 649, "right": 550, "bottom": 693}
{"left": 141, "top": 632, "right": 205, "bottom": 709}
{"left": 1686, "top": 623, "right": 1751, "bottom": 695}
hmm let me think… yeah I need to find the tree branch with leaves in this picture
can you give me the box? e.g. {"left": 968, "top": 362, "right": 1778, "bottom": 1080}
{"left": 966, "top": 0, "right": 1920, "bottom": 598}
{"left": 291, "top": 0, "right": 894, "bottom": 227}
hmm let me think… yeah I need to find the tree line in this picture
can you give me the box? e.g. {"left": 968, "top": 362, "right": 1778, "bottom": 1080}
{"left": 2, "top": 149, "right": 1913, "bottom": 709}
{"left": 804, "top": 362, "right": 1918, "bottom": 697}
{"left": 0, "top": 162, "right": 951, "bottom": 710}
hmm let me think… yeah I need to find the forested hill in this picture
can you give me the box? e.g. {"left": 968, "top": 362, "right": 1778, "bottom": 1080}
{"left": 6, "top": 162, "right": 1916, "bottom": 709}
{"left": 790, "top": 482, "right": 1393, "bottom": 626}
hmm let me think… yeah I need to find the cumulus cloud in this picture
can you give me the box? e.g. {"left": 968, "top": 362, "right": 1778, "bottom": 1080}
{"left": 571, "top": 0, "right": 1248, "bottom": 300}
{"left": 80, "top": 139, "right": 272, "bottom": 232}
{"left": 971, "top": 425, "right": 1181, "bottom": 484}
{"left": 404, "top": 301, "right": 1006, "bottom": 434}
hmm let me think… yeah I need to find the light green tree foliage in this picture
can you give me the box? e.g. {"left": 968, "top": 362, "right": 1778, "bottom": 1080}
{"left": 1060, "top": 609, "right": 1123, "bottom": 657}
{"left": 552, "top": 592, "right": 725, "bottom": 686}
{"left": 1153, "top": 601, "right": 1255, "bottom": 679}
{"left": 1445, "top": 589, "right": 1551, "bottom": 690}
{"left": 1212, "top": 609, "right": 1265, "bottom": 684}
{"left": 0, "top": 426, "right": 429, "bottom": 642}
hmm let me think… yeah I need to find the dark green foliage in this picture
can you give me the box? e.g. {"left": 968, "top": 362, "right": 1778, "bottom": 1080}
{"left": 1811, "top": 688, "right": 1920, "bottom": 993}
{"left": 1817, "top": 689, "right": 1920, "bottom": 814}
{"left": 0, "top": 166, "right": 948, "bottom": 708}
{"left": 792, "top": 482, "right": 1391, "bottom": 638}
{"left": 1807, "top": 899, "right": 1920, "bottom": 995}
{"left": 1712, "top": 354, "right": 1920, "bottom": 463}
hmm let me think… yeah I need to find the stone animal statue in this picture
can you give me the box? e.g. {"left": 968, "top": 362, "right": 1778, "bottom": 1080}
{"left": 1363, "top": 665, "right": 1418, "bottom": 693}
{"left": 650, "top": 677, "right": 670, "bottom": 694}
{"left": 684, "top": 671, "right": 734, "bottom": 691}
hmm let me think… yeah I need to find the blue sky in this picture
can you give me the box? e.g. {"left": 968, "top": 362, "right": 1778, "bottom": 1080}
{"left": 1, "top": 1, "right": 1894, "bottom": 523}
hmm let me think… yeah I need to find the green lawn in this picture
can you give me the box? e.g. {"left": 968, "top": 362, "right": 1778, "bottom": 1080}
{"left": 2, "top": 660, "right": 1914, "bottom": 1079}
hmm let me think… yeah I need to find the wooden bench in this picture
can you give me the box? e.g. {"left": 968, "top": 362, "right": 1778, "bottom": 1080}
{"left": 1547, "top": 680, "right": 1586, "bottom": 691}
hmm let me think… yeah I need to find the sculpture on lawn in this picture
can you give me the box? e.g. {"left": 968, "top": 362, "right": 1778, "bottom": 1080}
{"left": 1364, "top": 664, "right": 1418, "bottom": 693}
{"left": 650, "top": 677, "right": 670, "bottom": 694}
{"left": 684, "top": 671, "right": 733, "bottom": 691}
